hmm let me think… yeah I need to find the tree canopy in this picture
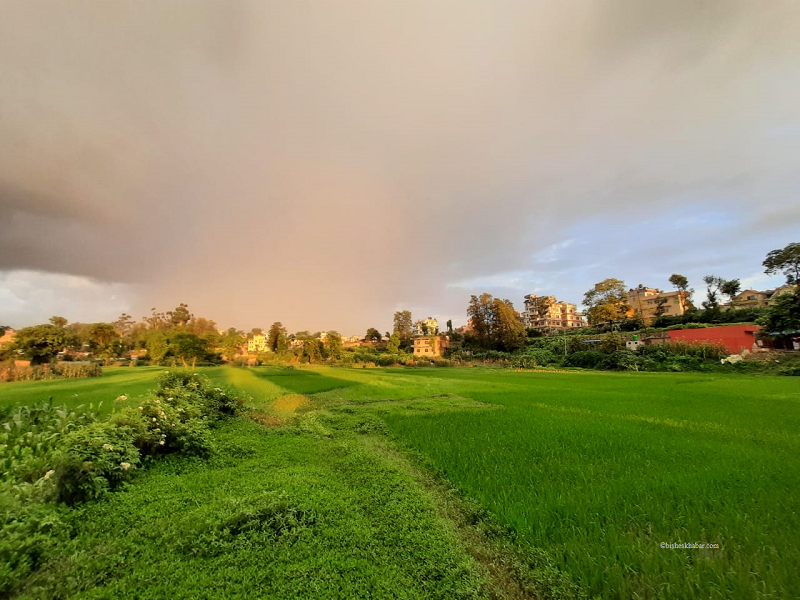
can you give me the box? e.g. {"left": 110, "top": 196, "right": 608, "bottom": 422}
{"left": 583, "top": 279, "right": 629, "bottom": 326}
{"left": 11, "top": 324, "right": 68, "bottom": 364}
{"left": 763, "top": 242, "right": 800, "bottom": 285}
{"left": 393, "top": 311, "right": 413, "bottom": 341}
{"left": 466, "top": 293, "right": 526, "bottom": 351}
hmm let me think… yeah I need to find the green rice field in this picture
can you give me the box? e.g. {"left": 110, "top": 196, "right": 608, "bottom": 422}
{"left": 2, "top": 366, "right": 798, "bottom": 599}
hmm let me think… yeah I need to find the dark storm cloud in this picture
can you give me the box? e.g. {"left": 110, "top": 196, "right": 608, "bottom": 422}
{"left": 1, "top": 1, "right": 798, "bottom": 331}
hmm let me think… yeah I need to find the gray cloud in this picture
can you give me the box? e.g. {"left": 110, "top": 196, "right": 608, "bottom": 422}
{"left": 1, "top": 1, "right": 799, "bottom": 332}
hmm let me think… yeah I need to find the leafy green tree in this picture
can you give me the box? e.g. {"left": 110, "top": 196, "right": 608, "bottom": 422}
{"left": 654, "top": 297, "right": 669, "bottom": 318}
{"left": 702, "top": 275, "right": 724, "bottom": 312}
{"left": 220, "top": 328, "right": 245, "bottom": 362}
{"left": 446, "top": 320, "right": 453, "bottom": 334}
{"left": 393, "top": 311, "right": 413, "bottom": 342}
{"left": 763, "top": 242, "right": 800, "bottom": 285}
{"left": 583, "top": 279, "right": 629, "bottom": 326}
{"left": 11, "top": 324, "right": 67, "bottom": 364}
{"left": 49, "top": 316, "right": 68, "bottom": 328}
{"left": 757, "top": 289, "right": 800, "bottom": 337}
{"left": 170, "top": 332, "right": 208, "bottom": 368}
{"left": 387, "top": 332, "right": 401, "bottom": 353}
{"left": 720, "top": 278, "right": 742, "bottom": 308}
{"left": 167, "top": 303, "right": 193, "bottom": 328}
{"left": 267, "top": 322, "right": 288, "bottom": 352}
{"left": 324, "top": 331, "right": 343, "bottom": 359}
{"left": 669, "top": 274, "right": 693, "bottom": 312}
{"left": 88, "top": 323, "right": 120, "bottom": 356}
{"left": 187, "top": 317, "right": 218, "bottom": 335}
{"left": 466, "top": 293, "right": 526, "bottom": 351}
{"left": 144, "top": 329, "right": 169, "bottom": 364}
{"left": 365, "top": 328, "right": 382, "bottom": 343}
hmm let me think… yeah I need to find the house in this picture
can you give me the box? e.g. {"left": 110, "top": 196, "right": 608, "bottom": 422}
{"left": 627, "top": 286, "right": 689, "bottom": 325}
{"left": 247, "top": 333, "right": 269, "bottom": 353}
{"left": 522, "top": 295, "right": 586, "bottom": 331}
{"left": 413, "top": 317, "right": 439, "bottom": 335}
{"left": 721, "top": 284, "right": 797, "bottom": 310}
{"left": 413, "top": 334, "right": 449, "bottom": 357}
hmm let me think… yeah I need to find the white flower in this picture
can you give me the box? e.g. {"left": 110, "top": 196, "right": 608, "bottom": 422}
{"left": 102, "top": 444, "right": 114, "bottom": 451}
{"left": 159, "top": 440, "right": 165, "bottom": 446}
{"left": 116, "top": 395, "right": 128, "bottom": 402}
{"left": 152, "top": 417, "right": 157, "bottom": 422}
{"left": 120, "top": 462, "right": 131, "bottom": 470}
{"left": 167, "top": 397, "right": 173, "bottom": 401}
{"left": 214, "top": 387, "right": 221, "bottom": 392}
{"left": 43, "top": 470, "right": 55, "bottom": 480}
{"left": 138, "top": 406, "right": 143, "bottom": 410}
{"left": 154, "top": 399, "right": 160, "bottom": 404}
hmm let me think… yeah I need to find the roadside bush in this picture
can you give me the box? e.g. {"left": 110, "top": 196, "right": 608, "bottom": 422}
{"left": 599, "top": 350, "right": 652, "bottom": 371}
{"left": 518, "top": 348, "right": 559, "bottom": 366}
{"left": 52, "top": 420, "right": 141, "bottom": 505}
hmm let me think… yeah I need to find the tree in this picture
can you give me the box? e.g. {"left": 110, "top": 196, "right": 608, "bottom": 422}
{"left": 144, "top": 330, "right": 169, "bottom": 364}
{"left": 11, "top": 324, "right": 67, "bottom": 365}
{"left": 220, "top": 328, "right": 245, "bottom": 362}
{"left": 419, "top": 321, "right": 429, "bottom": 335}
{"left": 757, "top": 288, "right": 800, "bottom": 342}
{"left": 702, "top": 275, "right": 724, "bottom": 312}
{"left": 167, "top": 303, "right": 193, "bottom": 328}
{"left": 763, "top": 242, "right": 800, "bottom": 285}
{"left": 267, "top": 322, "right": 288, "bottom": 352}
{"left": 668, "top": 274, "right": 693, "bottom": 312}
{"left": 387, "top": 332, "right": 401, "bottom": 353}
{"left": 49, "top": 316, "right": 68, "bottom": 328}
{"left": 187, "top": 317, "right": 218, "bottom": 335}
{"left": 88, "top": 323, "right": 120, "bottom": 356}
{"left": 583, "top": 279, "right": 629, "bottom": 326}
{"left": 365, "top": 328, "right": 382, "bottom": 343}
{"left": 393, "top": 310, "right": 413, "bottom": 342}
{"left": 324, "top": 331, "right": 343, "bottom": 359}
{"left": 170, "top": 332, "right": 208, "bottom": 368}
{"left": 113, "top": 313, "right": 134, "bottom": 337}
{"left": 466, "top": 293, "right": 526, "bottom": 351}
{"left": 446, "top": 320, "right": 453, "bottom": 334}
{"left": 720, "top": 278, "right": 742, "bottom": 308}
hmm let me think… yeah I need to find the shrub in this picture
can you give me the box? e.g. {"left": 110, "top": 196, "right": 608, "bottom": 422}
{"left": 518, "top": 348, "right": 559, "bottom": 366}
{"left": 563, "top": 351, "right": 605, "bottom": 369}
{"left": 52, "top": 420, "right": 140, "bottom": 505}
{"left": 52, "top": 362, "right": 102, "bottom": 379}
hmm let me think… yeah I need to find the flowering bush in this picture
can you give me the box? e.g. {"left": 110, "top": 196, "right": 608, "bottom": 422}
{"left": 51, "top": 420, "right": 141, "bottom": 505}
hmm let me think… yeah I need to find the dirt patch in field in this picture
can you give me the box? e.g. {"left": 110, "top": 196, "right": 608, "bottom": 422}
{"left": 249, "top": 411, "right": 286, "bottom": 427}
{"left": 273, "top": 394, "right": 310, "bottom": 413}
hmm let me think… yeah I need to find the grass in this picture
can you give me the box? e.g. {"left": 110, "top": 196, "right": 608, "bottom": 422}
{"left": 2, "top": 365, "right": 798, "bottom": 599}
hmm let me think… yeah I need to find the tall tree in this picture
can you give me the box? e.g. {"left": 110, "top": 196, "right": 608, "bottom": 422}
{"left": 88, "top": 323, "right": 119, "bottom": 354}
{"left": 668, "top": 274, "right": 693, "bottom": 312}
{"left": 167, "top": 303, "right": 193, "bottom": 328}
{"left": 393, "top": 310, "right": 413, "bottom": 342}
{"left": 144, "top": 329, "right": 169, "bottom": 364}
{"left": 654, "top": 297, "right": 669, "bottom": 318}
{"left": 11, "top": 324, "right": 67, "bottom": 365}
{"left": 757, "top": 288, "right": 800, "bottom": 337}
{"left": 267, "top": 322, "right": 288, "bottom": 352}
{"left": 446, "top": 320, "right": 453, "bottom": 334}
{"left": 170, "top": 332, "right": 208, "bottom": 368}
{"left": 220, "top": 328, "right": 245, "bottom": 362}
{"left": 387, "top": 332, "right": 401, "bottom": 353}
{"left": 49, "top": 316, "right": 68, "bottom": 328}
{"left": 365, "top": 328, "right": 382, "bottom": 342}
{"left": 720, "top": 278, "right": 742, "bottom": 308}
{"left": 583, "top": 279, "right": 629, "bottom": 326}
{"left": 763, "top": 242, "right": 800, "bottom": 285}
{"left": 324, "top": 331, "right": 343, "bottom": 359}
{"left": 702, "top": 275, "right": 724, "bottom": 311}
{"left": 466, "top": 294, "right": 525, "bottom": 351}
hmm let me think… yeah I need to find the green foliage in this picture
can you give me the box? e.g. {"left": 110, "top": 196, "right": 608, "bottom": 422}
{"left": 11, "top": 325, "right": 68, "bottom": 365}
{"left": 393, "top": 310, "right": 413, "bottom": 342}
{"left": 763, "top": 241, "right": 800, "bottom": 285}
{"left": 52, "top": 420, "right": 141, "bottom": 504}
{"left": 757, "top": 288, "right": 800, "bottom": 337}
{"left": 466, "top": 293, "right": 526, "bottom": 351}
{"left": 364, "top": 327, "right": 382, "bottom": 343}
{"left": 583, "top": 279, "right": 629, "bottom": 326}
{"left": 563, "top": 350, "right": 605, "bottom": 369}
{"left": 267, "top": 322, "right": 288, "bottom": 353}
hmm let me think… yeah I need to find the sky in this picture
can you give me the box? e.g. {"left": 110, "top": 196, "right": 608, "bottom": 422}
{"left": 1, "top": 1, "right": 799, "bottom": 335}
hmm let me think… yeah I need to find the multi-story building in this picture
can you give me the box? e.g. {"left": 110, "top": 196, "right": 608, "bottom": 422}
{"left": 247, "top": 333, "right": 269, "bottom": 353}
{"left": 627, "top": 285, "right": 689, "bottom": 324}
{"left": 722, "top": 285, "right": 798, "bottom": 310}
{"left": 413, "top": 334, "right": 449, "bottom": 357}
{"left": 522, "top": 295, "right": 586, "bottom": 331}
{"left": 413, "top": 317, "right": 439, "bottom": 335}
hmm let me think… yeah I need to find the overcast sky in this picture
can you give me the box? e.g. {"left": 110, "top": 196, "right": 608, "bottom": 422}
{"left": 1, "top": 1, "right": 799, "bottom": 334}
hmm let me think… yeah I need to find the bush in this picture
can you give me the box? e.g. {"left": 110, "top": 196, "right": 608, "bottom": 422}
{"left": 52, "top": 420, "right": 141, "bottom": 505}
{"left": 518, "top": 348, "right": 559, "bottom": 366}
{"left": 563, "top": 351, "right": 605, "bottom": 369}
{"left": 52, "top": 362, "right": 102, "bottom": 378}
